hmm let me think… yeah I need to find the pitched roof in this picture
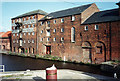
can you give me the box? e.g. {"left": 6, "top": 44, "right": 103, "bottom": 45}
{"left": 39, "top": 3, "right": 93, "bottom": 21}
{"left": 12, "top": 9, "right": 48, "bottom": 19}
{"left": 82, "top": 8, "right": 120, "bottom": 24}
{"left": 0, "top": 31, "right": 11, "bottom": 38}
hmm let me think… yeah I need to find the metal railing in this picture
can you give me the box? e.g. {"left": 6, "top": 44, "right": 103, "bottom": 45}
{"left": 0, "top": 65, "right": 5, "bottom": 72}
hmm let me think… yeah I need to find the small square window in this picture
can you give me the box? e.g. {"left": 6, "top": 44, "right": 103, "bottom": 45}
{"left": 53, "top": 29, "right": 56, "bottom": 33}
{"left": 53, "top": 38, "right": 56, "bottom": 41}
{"left": 61, "top": 28, "right": 64, "bottom": 32}
{"left": 95, "top": 25, "right": 99, "bottom": 30}
{"left": 61, "top": 18, "right": 64, "bottom": 23}
{"left": 54, "top": 20, "right": 56, "bottom": 24}
{"left": 85, "top": 26, "right": 88, "bottom": 31}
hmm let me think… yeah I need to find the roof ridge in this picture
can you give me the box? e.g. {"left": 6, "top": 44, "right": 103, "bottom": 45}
{"left": 49, "top": 3, "right": 93, "bottom": 14}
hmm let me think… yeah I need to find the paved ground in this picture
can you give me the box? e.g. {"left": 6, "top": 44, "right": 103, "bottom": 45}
{"left": 0, "top": 69, "right": 119, "bottom": 81}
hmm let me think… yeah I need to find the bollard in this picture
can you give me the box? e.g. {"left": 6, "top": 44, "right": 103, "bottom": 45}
{"left": 46, "top": 64, "right": 57, "bottom": 81}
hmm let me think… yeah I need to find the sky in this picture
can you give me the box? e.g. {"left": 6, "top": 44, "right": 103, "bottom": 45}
{"left": 0, "top": 0, "right": 119, "bottom": 32}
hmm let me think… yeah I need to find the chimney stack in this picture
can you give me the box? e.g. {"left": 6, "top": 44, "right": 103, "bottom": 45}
{"left": 116, "top": 1, "right": 120, "bottom": 16}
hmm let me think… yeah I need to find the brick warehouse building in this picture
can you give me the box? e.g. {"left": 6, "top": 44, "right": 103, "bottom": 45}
{"left": 0, "top": 31, "right": 12, "bottom": 51}
{"left": 11, "top": 10, "right": 47, "bottom": 54}
{"left": 38, "top": 3, "right": 120, "bottom": 63}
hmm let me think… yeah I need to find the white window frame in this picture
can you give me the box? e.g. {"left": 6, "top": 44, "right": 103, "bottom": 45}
{"left": 28, "top": 32, "right": 30, "bottom": 35}
{"left": 32, "top": 32, "right": 35, "bottom": 35}
{"left": 71, "top": 27, "right": 75, "bottom": 42}
{"left": 53, "top": 29, "right": 56, "bottom": 33}
{"left": 28, "top": 40, "right": 30, "bottom": 43}
{"left": 61, "top": 18, "right": 64, "bottom": 23}
{"left": 61, "top": 37, "right": 64, "bottom": 42}
{"left": 40, "top": 38, "right": 43, "bottom": 41}
{"left": 46, "top": 30, "right": 50, "bottom": 36}
{"left": 72, "top": 15, "right": 75, "bottom": 21}
{"left": 41, "top": 30, "right": 43, "bottom": 34}
{"left": 47, "top": 38, "right": 49, "bottom": 41}
{"left": 61, "top": 28, "right": 64, "bottom": 32}
{"left": 24, "top": 40, "right": 26, "bottom": 43}
{"left": 54, "top": 20, "right": 56, "bottom": 24}
{"left": 53, "top": 37, "right": 56, "bottom": 41}
{"left": 95, "top": 25, "right": 99, "bottom": 30}
{"left": 32, "top": 40, "right": 34, "bottom": 43}
{"left": 85, "top": 26, "right": 88, "bottom": 31}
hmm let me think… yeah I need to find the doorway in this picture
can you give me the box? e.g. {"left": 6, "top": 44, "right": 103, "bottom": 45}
{"left": 46, "top": 46, "right": 51, "bottom": 54}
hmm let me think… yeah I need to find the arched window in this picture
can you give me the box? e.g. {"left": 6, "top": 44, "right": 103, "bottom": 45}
{"left": 71, "top": 27, "right": 75, "bottom": 42}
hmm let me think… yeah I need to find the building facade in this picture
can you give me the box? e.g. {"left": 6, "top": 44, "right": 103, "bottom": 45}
{"left": 11, "top": 10, "right": 47, "bottom": 54}
{"left": 0, "top": 31, "right": 12, "bottom": 51}
{"left": 37, "top": 3, "right": 120, "bottom": 63}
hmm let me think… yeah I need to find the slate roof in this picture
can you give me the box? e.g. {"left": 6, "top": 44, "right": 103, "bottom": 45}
{"left": 0, "top": 31, "right": 11, "bottom": 38}
{"left": 39, "top": 3, "right": 93, "bottom": 21}
{"left": 82, "top": 8, "right": 120, "bottom": 24}
{"left": 12, "top": 9, "right": 48, "bottom": 19}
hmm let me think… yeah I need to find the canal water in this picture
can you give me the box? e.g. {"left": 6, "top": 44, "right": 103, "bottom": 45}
{"left": 1, "top": 54, "right": 113, "bottom": 77}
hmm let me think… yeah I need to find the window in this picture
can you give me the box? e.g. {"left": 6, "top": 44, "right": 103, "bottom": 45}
{"left": 24, "top": 33, "right": 26, "bottom": 36}
{"left": 40, "top": 22, "right": 43, "bottom": 25}
{"left": 28, "top": 25, "right": 30, "bottom": 28}
{"left": 95, "top": 25, "right": 99, "bottom": 30}
{"left": 24, "top": 25, "right": 26, "bottom": 28}
{"left": 53, "top": 38, "right": 56, "bottom": 41}
{"left": 17, "top": 40, "right": 18, "bottom": 43}
{"left": 85, "top": 26, "right": 88, "bottom": 31}
{"left": 32, "top": 24, "right": 35, "bottom": 27}
{"left": 28, "top": 40, "right": 30, "bottom": 43}
{"left": 71, "top": 15, "right": 75, "bottom": 21}
{"left": 53, "top": 29, "right": 56, "bottom": 33}
{"left": 17, "top": 33, "right": 19, "bottom": 36}
{"left": 24, "top": 40, "right": 26, "bottom": 43}
{"left": 96, "top": 46, "right": 102, "bottom": 54}
{"left": 61, "top": 18, "right": 64, "bottom": 23}
{"left": 32, "top": 32, "right": 35, "bottom": 35}
{"left": 13, "top": 34, "right": 15, "bottom": 36}
{"left": 24, "top": 18, "right": 26, "bottom": 21}
{"left": 47, "top": 21, "right": 50, "bottom": 24}
{"left": 32, "top": 40, "right": 34, "bottom": 43}
{"left": 54, "top": 20, "right": 56, "bottom": 24}
{"left": 47, "top": 38, "right": 49, "bottom": 41}
{"left": 13, "top": 40, "right": 15, "bottom": 43}
{"left": 41, "top": 38, "right": 43, "bottom": 41}
{"left": 28, "top": 33, "right": 30, "bottom": 35}
{"left": 28, "top": 17, "right": 30, "bottom": 20}
{"left": 41, "top": 30, "right": 43, "bottom": 34}
{"left": 61, "top": 37, "right": 64, "bottom": 42}
{"left": 71, "top": 27, "right": 75, "bottom": 42}
{"left": 33, "top": 16, "right": 35, "bottom": 19}
{"left": 46, "top": 30, "right": 50, "bottom": 36}
{"left": 61, "top": 28, "right": 64, "bottom": 32}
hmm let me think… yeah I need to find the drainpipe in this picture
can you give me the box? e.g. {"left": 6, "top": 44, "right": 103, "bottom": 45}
{"left": 109, "top": 22, "right": 112, "bottom": 60}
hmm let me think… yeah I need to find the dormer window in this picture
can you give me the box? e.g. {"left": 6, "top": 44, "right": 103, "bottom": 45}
{"left": 95, "top": 25, "right": 99, "bottom": 30}
{"left": 71, "top": 15, "right": 75, "bottom": 21}
{"left": 85, "top": 26, "right": 88, "bottom": 31}
{"left": 61, "top": 18, "right": 64, "bottom": 23}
